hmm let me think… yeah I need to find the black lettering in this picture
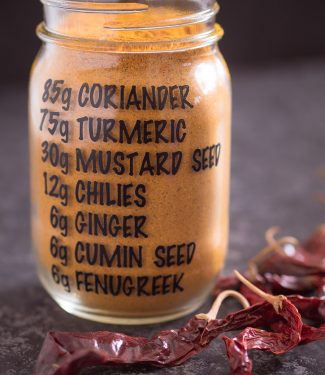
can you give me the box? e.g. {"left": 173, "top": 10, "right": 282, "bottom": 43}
{"left": 104, "top": 85, "right": 117, "bottom": 109}
{"left": 78, "top": 83, "right": 89, "bottom": 107}
{"left": 180, "top": 85, "right": 193, "bottom": 109}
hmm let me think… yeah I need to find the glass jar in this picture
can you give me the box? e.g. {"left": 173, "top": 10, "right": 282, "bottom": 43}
{"left": 29, "top": 0, "right": 231, "bottom": 324}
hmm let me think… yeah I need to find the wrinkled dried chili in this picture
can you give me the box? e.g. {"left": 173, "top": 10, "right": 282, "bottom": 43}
{"left": 223, "top": 272, "right": 303, "bottom": 375}
{"left": 248, "top": 227, "right": 325, "bottom": 295}
{"left": 34, "top": 291, "right": 250, "bottom": 375}
{"left": 214, "top": 226, "right": 325, "bottom": 298}
{"left": 212, "top": 226, "right": 325, "bottom": 374}
{"left": 34, "top": 273, "right": 315, "bottom": 375}
{"left": 34, "top": 226, "right": 325, "bottom": 375}
{"left": 277, "top": 295, "right": 325, "bottom": 346}
{"left": 300, "top": 324, "right": 325, "bottom": 344}
{"left": 218, "top": 282, "right": 325, "bottom": 374}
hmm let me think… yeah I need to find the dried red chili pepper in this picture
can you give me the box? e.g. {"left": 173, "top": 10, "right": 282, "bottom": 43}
{"left": 300, "top": 324, "right": 325, "bottom": 344}
{"left": 34, "top": 318, "right": 210, "bottom": 375}
{"left": 214, "top": 226, "right": 325, "bottom": 298}
{"left": 263, "top": 296, "right": 325, "bottom": 345}
{"left": 222, "top": 271, "right": 303, "bottom": 375}
{"left": 36, "top": 282, "right": 309, "bottom": 375}
{"left": 34, "top": 226, "right": 325, "bottom": 375}
{"left": 287, "top": 296, "right": 325, "bottom": 346}
{"left": 252, "top": 227, "right": 325, "bottom": 295}
{"left": 288, "top": 295, "right": 325, "bottom": 323}
{"left": 34, "top": 299, "right": 303, "bottom": 375}
{"left": 34, "top": 273, "right": 315, "bottom": 375}
{"left": 221, "top": 272, "right": 325, "bottom": 375}
{"left": 237, "top": 287, "right": 325, "bottom": 324}
{"left": 34, "top": 290, "right": 250, "bottom": 375}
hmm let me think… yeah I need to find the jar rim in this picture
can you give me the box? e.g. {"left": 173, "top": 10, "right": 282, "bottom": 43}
{"left": 38, "top": 1, "right": 222, "bottom": 53}
{"left": 40, "top": 1, "right": 219, "bottom": 26}
{"left": 41, "top": 0, "right": 150, "bottom": 13}
{"left": 37, "top": 22, "right": 224, "bottom": 53}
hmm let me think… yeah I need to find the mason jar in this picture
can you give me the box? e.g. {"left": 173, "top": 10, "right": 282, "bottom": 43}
{"left": 29, "top": 0, "right": 231, "bottom": 324}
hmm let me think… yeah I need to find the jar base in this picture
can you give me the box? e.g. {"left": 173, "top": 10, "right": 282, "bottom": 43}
{"left": 39, "top": 272, "right": 207, "bottom": 325}
{"left": 56, "top": 296, "right": 206, "bottom": 325}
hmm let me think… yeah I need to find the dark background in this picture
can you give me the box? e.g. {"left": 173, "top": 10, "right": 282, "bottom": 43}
{"left": 1, "top": 0, "right": 325, "bottom": 84}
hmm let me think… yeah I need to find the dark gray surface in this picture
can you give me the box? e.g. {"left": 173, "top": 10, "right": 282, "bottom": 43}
{"left": 0, "top": 59, "right": 324, "bottom": 374}
{"left": 3, "top": 0, "right": 325, "bottom": 84}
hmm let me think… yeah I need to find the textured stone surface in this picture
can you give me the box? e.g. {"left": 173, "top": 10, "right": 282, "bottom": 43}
{"left": 0, "top": 60, "right": 324, "bottom": 374}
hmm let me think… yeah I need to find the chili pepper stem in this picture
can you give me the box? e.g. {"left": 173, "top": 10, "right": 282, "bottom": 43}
{"left": 234, "top": 270, "right": 286, "bottom": 313}
{"left": 265, "top": 227, "right": 299, "bottom": 255}
{"left": 265, "top": 226, "right": 281, "bottom": 245}
{"left": 248, "top": 227, "right": 299, "bottom": 279}
{"left": 248, "top": 227, "right": 282, "bottom": 278}
{"left": 196, "top": 290, "right": 250, "bottom": 321}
